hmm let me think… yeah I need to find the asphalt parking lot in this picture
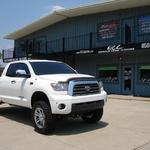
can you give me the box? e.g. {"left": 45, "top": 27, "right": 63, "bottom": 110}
{"left": 0, "top": 97, "right": 150, "bottom": 150}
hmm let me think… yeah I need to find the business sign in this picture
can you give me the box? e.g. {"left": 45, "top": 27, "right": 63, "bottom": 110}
{"left": 75, "top": 45, "right": 135, "bottom": 55}
{"left": 75, "top": 42, "right": 150, "bottom": 55}
{"left": 97, "top": 20, "right": 119, "bottom": 40}
{"left": 76, "top": 50, "right": 94, "bottom": 54}
{"left": 98, "top": 45, "right": 135, "bottom": 54}
{"left": 141, "top": 43, "right": 150, "bottom": 49}
{"left": 139, "top": 16, "right": 150, "bottom": 34}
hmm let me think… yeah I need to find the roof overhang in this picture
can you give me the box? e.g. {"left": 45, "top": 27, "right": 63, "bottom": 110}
{"left": 4, "top": 0, "right": 150, "bottom": 40}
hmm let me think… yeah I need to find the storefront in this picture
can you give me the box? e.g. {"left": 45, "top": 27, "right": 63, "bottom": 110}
{"left": 96, "top": 63, "right": 150, "bottom": 96}
{"left": 75, "top": 43, "right": 150, "bottom": 96}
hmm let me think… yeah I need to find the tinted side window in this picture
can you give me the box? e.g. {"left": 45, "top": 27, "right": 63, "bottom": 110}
{"left": 16, "top": 63, "right": 30, "bottom": 75}
{"left": 6, "top": 64, "right": 17, "bottom": 77}
{"left": 6, "top": 63, "right": 30, "bottom": 77}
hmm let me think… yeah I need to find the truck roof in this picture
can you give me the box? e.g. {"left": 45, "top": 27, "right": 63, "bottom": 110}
{"left": 9, "top": 59, "right": 62, "bottom": 64}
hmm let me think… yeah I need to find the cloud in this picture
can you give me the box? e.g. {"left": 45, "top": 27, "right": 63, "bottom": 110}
{"left": 41, "top": 5, "right": 65, "bottom": 18}
{"left": 49, "top": 5, "right": 65, "bottom": 12}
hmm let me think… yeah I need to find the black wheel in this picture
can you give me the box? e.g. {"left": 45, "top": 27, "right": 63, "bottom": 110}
{"left": 31, "top": 101, "right": 55, "bottom": 134}
{"left": 81, "top": 108, "right": 103, "bottom": 123}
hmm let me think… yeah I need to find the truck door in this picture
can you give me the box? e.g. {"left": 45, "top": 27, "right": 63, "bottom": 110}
{"left": 3, "top": 63, "right": 31, "bottom": 106}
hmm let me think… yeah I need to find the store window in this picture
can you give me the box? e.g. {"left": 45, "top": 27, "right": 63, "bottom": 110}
{"left": 20, "top": 42, "right": 26, "bottom": 52}
{"left": 97, "top": 65, "right": 119, "bottom": 83}
{"left": 125, "top": 24, "right": 131, "bottom": 44}
{"left": 35, "top": 37, "right": 46, "bottom": 53}
{"left": 28, "top": 40, "right": 34, "bottom": 53}
{"left": 139, "top": 65, "right": 150, "bottom": 84}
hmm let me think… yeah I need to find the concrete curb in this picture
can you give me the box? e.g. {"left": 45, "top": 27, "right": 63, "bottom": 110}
{"left": 108, "top": 94, "right": 150, "bottom": 102}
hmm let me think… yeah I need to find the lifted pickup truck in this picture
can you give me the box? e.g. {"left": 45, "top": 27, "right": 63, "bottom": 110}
{"left": 0, "top": 60, "right": 107, "bottom": 134}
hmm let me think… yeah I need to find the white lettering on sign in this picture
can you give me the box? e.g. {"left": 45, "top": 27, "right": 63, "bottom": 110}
{"left": 107, "top": 45, "right": 123, "bottom": 52}
{"left": 98, "top": 45, "right": 135, "bottom": 54}
{"left": 141, "top": 43, "right": 150, "bottom": 49}
{"left": 76, "top": 50, "right": 94, "bottom": 54}
{"left": 121, "top": 48, "right": 135, "bottom": 51}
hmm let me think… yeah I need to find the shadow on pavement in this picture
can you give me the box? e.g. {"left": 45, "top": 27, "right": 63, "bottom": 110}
{"left": 54, "top": 119, "right": 108, "bottom": 136}
{"left": 0, "top": 105, "right": 108, "bottom": 135}
{"left": 0, "top": 105, "right": 32, "bottom": 126}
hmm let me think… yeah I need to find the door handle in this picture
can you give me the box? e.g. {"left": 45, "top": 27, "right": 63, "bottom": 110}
{"left": 11, "top": 80, "right": 16, "bottom": 84}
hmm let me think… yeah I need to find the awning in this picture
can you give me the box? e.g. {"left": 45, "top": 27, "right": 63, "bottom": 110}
{"left": 97, "top": 65, "right": 118, "bottom": 71}
{"left": 139, "top": 65, "right": 150, "bottom": 70}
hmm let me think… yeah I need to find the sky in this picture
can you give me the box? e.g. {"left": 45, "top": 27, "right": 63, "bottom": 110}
{"left": 0, "top": 0, "right": 104, "bottom": 51}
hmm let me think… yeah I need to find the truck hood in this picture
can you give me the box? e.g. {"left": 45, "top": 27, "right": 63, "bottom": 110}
{"left": 38, "top": 74, "right": 95, "bottom": 82}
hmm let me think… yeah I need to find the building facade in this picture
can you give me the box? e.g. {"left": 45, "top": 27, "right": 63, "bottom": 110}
{"left": 4, "top": 0, "right": 150, "bottom": 96}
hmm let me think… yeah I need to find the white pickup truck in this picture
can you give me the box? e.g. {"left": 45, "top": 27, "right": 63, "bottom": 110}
{"left": 0, "top": 60, "right": 107, "bottom": 134}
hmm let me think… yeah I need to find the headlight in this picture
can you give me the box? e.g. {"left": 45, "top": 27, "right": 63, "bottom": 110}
{"left": 99, "top": 81, "right": 104, "bottom": 91}
{"left": 51, "top": 82, "right": 68, "bottom": 91}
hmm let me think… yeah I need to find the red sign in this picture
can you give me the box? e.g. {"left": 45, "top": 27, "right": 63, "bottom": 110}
{"left": 97, "top": 20, "right": 119, "bottom": 40}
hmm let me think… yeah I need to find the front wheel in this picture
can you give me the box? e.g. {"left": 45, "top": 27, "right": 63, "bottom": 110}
{"left": 81, "top": 108, "right": 103, "bottom": 123}
{"left": 31, "top": 101, "right": 55, "bottom": 134}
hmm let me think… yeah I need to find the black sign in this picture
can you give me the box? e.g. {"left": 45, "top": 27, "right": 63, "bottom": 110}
{"left": 75, "top": 42, "right": 150, "bottom": 55}
{"left": 98, "top": 44, "right": 135, "bottom": 54}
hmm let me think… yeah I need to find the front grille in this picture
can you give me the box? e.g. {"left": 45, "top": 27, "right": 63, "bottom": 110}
{"left": 73, "top": 83, "right": 100, "bottom": 96}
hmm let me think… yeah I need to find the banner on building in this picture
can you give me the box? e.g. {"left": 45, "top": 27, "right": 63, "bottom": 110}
{"left": 97, "top": 20, "right": 119, "bottom": 40}
{"left": 139, "top": 15, "right": 150, "bottom": 34}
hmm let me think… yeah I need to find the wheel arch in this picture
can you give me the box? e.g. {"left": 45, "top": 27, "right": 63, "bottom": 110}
{"left": 31, "top": 91, "right": 50, "bottom": 108}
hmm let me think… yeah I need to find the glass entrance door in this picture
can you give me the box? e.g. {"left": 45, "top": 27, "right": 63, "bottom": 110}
{"left": 122, "top": 66, "right": 133, "bottom": 95}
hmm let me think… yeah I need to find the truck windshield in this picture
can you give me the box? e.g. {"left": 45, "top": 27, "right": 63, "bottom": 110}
{"left": 30, "top": 62, "right": 76, "bottom": 75}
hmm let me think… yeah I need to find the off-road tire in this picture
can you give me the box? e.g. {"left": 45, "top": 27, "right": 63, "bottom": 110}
{"left": 31, "top": 101, "right": 55, "bottom": 134}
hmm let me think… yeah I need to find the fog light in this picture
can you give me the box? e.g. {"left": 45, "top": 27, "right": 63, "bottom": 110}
{"left": 58, "top": 104, "right": 66, "bottom": 110}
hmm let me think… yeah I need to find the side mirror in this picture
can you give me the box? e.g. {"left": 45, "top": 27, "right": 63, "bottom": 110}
{"left": 16, "top": 69, "right": 31, "bottom": 78}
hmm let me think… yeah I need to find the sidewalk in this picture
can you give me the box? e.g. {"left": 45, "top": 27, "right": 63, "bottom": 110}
{"left": 108, "top": 94, "right": 150, "bottom": 102}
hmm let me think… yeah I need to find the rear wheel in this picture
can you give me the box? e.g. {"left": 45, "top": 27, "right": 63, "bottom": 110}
{"left": 31, "top": 101, "right": 55, "bottom": 134}
{"left": 81, "top": 108, "right": 103, "bottom": 123}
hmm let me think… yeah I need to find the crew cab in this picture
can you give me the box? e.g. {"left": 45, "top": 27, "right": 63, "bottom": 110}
{"left": 0, "top": 60, "right": 107, "bottom": 134}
